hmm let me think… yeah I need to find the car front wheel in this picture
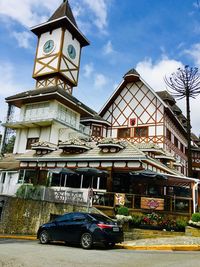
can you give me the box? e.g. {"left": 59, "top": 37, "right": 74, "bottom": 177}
{"left": 81, "top": 233, "right": 93, "bottom": 249}
{"left": 39, "top": 230, "right": 50, "bottom": 244}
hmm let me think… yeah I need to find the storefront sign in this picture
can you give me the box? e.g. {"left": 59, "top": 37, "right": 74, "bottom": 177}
{"left": 141, "top": 197, "right": 164, "bottom": 210}
{"left": 115, "top": 193, "right": 125, "bottom": 206}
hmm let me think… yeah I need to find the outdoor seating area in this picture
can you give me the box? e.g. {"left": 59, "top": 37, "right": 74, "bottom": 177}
{"left": 92, "top": 191, "right": 193, "bottom": 215}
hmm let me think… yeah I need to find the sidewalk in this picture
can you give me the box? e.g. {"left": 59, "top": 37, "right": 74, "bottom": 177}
{"left": 1, "top": 234, "right": 200, "bottom": 251}
{"left": 118, "top": 236, "right": 200, "bottom": 251}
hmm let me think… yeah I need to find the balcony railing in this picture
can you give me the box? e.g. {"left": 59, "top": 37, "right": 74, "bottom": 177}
{"left": 92, "top": 191, "right": 193, "bottom": 214}
{"left": 3, "top": 113, "right": 91, "bottom": 136}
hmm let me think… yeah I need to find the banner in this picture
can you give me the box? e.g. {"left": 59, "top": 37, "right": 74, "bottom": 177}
{"left": 141, "top": 197, "right": 164, "bottom": 210}
{"left": 115, "top": 193, "right": 125, "bottom": 206}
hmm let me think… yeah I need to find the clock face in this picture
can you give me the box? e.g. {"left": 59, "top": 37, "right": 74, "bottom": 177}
{"left": 43, "top": 40, "right": 55, "bottom": 54}
{"left": 67, "top": 44, "right": 76, "bottom": 60}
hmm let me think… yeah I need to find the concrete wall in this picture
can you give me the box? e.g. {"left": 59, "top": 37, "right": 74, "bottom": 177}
{"left": 0, "top": 196, "right": 87, "bottom": 235}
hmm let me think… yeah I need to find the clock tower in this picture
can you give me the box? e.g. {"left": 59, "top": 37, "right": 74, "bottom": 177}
{"left": 32, "top": 0, "right": 89, "bottom": 94}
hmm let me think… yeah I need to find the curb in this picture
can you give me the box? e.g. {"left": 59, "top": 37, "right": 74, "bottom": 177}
{"left": 116, "top": 244, "right": 200, "bottom": 251}
{"left": 0, "top": 235, "right": 37, "bottom": 240}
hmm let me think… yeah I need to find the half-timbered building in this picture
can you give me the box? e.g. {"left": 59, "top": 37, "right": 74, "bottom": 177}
{"left": 99, "top": 70, "right": 188, "bottom": 176}
{"left": 0, "top": 0, "right": 199, "bottom": 217}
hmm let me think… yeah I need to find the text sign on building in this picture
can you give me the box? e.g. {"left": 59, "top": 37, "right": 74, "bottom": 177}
{"left": 115, "top": 193, "right": 125, "bottom": 206}
{"left": 141, "top": 197, "right": 164, "bottom": 211}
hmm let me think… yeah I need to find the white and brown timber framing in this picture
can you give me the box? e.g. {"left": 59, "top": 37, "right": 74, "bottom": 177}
{"left": 99, "top": 69, "right": 188, "bottom": 175}
{"left": 31, "top": 0, "right": 89, "bottom": 93}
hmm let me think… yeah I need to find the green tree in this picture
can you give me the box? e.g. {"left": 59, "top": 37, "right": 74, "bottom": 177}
{"left": 4, "top": 135, "right": 16, "bottom": 153}
{"left": 165, "top": 65, "right": 200, "bottom": 177}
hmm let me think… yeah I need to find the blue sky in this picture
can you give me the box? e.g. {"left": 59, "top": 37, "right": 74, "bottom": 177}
{"left": 0, "top": 0, "right": 200, "bottom": 135}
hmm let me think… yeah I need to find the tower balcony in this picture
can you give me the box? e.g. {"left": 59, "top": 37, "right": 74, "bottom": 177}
{"left": 2, "top": 113, "right": 91, "bottom": 136}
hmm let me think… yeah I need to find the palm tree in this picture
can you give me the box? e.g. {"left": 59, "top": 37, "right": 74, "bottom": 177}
{"left": 165, "top": 65, "right": 200, "bottom": 177}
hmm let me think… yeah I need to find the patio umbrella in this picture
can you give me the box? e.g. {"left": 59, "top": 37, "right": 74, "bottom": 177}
{"left": 49, "top": 168, "right": 76, "bottom": 175}
{"left": 49, "top": 168, "right": 76, "bottom": 188}
{"left": 75, "top": 167, "right": 108, "bottom": 176}
{"left": 75, "top": 168, "right": 108, "bottom": 190}
{"left": 129, "top": 170, "right": 167, "bottom": 180}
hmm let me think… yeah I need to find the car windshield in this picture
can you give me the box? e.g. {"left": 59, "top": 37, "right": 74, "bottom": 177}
{"left": 88, "top": 213, "right": 114, "bottom": 223}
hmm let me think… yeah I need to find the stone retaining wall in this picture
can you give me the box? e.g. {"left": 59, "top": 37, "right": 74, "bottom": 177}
{"left": 0, "top": 196, "right": 87, "bottom": 235}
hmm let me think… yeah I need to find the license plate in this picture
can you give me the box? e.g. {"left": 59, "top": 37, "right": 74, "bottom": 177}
{"left": 113, "top": 227, "right": 119, "bottom": 232}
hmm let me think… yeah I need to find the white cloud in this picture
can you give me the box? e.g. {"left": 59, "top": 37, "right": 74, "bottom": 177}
{"left": 0, "top": 0, "right": 51, "bottom": 27}
{"left": 94, "top": 73, "right": 108, "bottom": 88}
{"left": 136, "top": 56, "right": 183, "bottom": 91}
{"left": 83, "top": 0, "right": 108, "bottom": 31}
{"left": 0, "top": 62, "right": 20, "bottom": 96}
{"left": 12, "top": 31, "right": 33, "bottom": 49}
{"left": 83, "top": 63, "right": 94, "bottom": 78}
{"left": 103, "top": 40, "right": 114, "bottom": 55}
{"left": 184, "top": 43, "right": 200, "bottom": 67}
{"left": 0, "top": 0, "right": 110, "bottom": 36}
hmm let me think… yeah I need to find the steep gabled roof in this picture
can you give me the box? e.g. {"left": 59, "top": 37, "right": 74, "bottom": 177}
{"left": 99, "top": 68, "right": 167, "bottom": 116}
{"left": 31, "top": 1, "right": 89, "bottom": 47}
{"left": 157, "top": 90, "right": 176, "bottom": 106}
{"left": 48, "top": 0, "right": 77, "bottom": 27}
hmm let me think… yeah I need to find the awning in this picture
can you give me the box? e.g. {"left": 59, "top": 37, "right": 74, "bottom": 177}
{"left": 75, "top": 167, "right": 108, "bottom": 176}
{"left": 49, "top": 168, "right": 76, "bottom": 175}
{"left": 129, "top": 170, "right": 167, "bottom": 180}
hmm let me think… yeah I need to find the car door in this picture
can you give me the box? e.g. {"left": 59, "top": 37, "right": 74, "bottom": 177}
{"left": 52, "top": 213, "right": 73, "bottom": 241}
{"left": 66, "top": 213, "right": 88, "bottom": 243}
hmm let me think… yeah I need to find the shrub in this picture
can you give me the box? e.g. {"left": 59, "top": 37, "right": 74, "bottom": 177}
{"left": 131, "top": 214, "right": 142, "bottom": 227}
{"left": 16, "top": 185, "right": 42, "bottom": 200}
{"left": 176, "top": 218, "right": 187, "bottom": 231}
{"left": 191, "top": 213, "right": 200, "bottom": 222}
{"left": 116, "top": 206, "right": 129, "bottom": 216}
{"left": 142, "top": 212, "right": 163, "bottom": 226}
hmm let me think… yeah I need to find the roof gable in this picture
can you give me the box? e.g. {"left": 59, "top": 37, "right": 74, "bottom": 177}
{"left": 99, "top": 71, "right": 166, "bottom": 127}
{"left": 99, "top": 68, "right": 167, "bottom": 117}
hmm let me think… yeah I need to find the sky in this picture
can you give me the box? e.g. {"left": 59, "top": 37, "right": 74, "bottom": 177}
{"left": 0, "top": 0, "right": 200, "bottom": 135}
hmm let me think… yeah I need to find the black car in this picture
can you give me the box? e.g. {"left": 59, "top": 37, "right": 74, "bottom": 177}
{"left": 37, "top": 212, "right": 124, "bottom": 249}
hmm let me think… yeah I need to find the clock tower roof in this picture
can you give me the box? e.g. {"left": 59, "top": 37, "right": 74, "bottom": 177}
{"left": 31, "top": 0, "right": 89, "bottom": 47}
{"left": 48, "top": 0, "right": 77, "bottom": 28}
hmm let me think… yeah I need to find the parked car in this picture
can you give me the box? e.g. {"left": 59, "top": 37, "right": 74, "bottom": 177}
{"left": 37, "top": 212, "right": 124, "bottom": 249}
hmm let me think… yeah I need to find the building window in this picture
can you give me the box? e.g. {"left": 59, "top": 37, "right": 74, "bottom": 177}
{"left": 92, "top": 126, "right": 102, "bottom": 137}
{"left": 51, "top": 174, "right": 81, "bottom": 188}
{"left": 174, "top": 136, "right": 178, "bottom": 147}
{"left": 25, "top": 102, "right": 49, "bottom": 120}
{"left": 58, "top": 104, "right": 77, "bottom": 128}
{"left": 166, "top": 128, "right": 171, "bottom": 141}
{"left": 26, "top": 138, "right": 39, "bottom": 150}
{"left": 18, "top": 169, "right": 38, "bottom": 184}
{"left": 1, "top": 173, "right": 6, "bottom": 184}
{"left": 134, "top": 126, "right": 148, "bottom": 137}
{"left": 180, "top": 143, "right": 184, "bottom": 153}
{"left": 118, "top": 128, "right": 131, "bottom": 138}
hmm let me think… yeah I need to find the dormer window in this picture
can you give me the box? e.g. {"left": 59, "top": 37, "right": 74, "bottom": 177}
{"left": 97, "top": 138, "right": 125, "bottom": 153}
{"left": 59, "top": 138, "right": 91, "bottom": 154}
{"left": 31, "top": 141, "right": 57, "bottom": 155}
{"left": 27, "top": 138, "right": 39, "bottom": 150}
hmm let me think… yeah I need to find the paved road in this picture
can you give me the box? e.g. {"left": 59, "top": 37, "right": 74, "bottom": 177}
{"left": 1, "top": 239, "right": 200, "bottom": 267}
